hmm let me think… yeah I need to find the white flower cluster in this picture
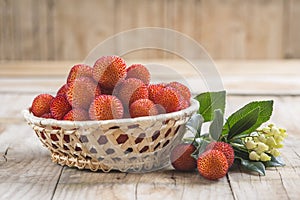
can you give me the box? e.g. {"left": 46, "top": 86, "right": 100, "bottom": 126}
{"left": 243, "top": 124, "right": 287, "bottom": 162}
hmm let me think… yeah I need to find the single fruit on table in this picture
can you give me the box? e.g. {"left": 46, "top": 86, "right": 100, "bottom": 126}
{"left": 152, "top": 87, "right": 182, "bottom": 113}
{"left": 205, "top": 141, "right": 235, "bottom": 167}
{"left": 50, "top": 95, "right": 72, "bottom": 120}
{"left": 31, "top": 94, "right": 54, "bottom": 117}
{"left": 115, "top": 78, "right": 145, "bottom": 109}
{"left": 170, "top": 143, "right": 197, "bottom": 171}
{"left": 167, "top": 81, "right": 191, "bottom": 102}
{"left": 89, "top": 95, "right": 124, "bottom": 120}
{"left": 197, "top": 150, "right": 229, "bottom": 180}
{"left": 148, "top": 83, "right": 166, "bottom": 101}
{"left": 67, "top": 64, "right": 93, "bottom": 84}
{"left": 63, "top": 108, "right": 89, "bottom": 121}
{"left": 93, "top": 55, "right": 127, "bottom": 90}
{"left": 66, "top": 77, "right": 100, "bottom": 109}
{"left": 129, "top": 99, "right": 158, "bottom": 118}
{"left": 126, "top": 64, "right": 150, "bottom": 85}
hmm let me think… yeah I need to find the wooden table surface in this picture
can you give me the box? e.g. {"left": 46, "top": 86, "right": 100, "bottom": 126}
{"left": 0, "top": 60, "right": 300, "bottom": 200}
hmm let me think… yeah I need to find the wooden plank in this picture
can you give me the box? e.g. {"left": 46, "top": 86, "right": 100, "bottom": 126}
{"left": 200, "top": 0, "right": 248, "bottom": 59}
{"left": 1, "top": 60, "right": 300, "bottom": 95}
{"left": 52, "top": 167, "right": 234, "bottom": 200}
{"left": 0, "top": 0, "right": 15, "bottom": 60}
{"left": 0, "top": 122, "right": 63, "bottom": 200}
{"left": 200, "top": 0, "right": 284, "bottom": 59}
{"left": 30, "top": 0, "right": 48, "bottom": 60}
{"left": 286, "top": 0, "right": 300, "bottom": 58}
{"left": 114, "top": 0, "right": 166, "bottom": 60}
{"left": 53, "top": 0, "right": 115, "bottom": 60}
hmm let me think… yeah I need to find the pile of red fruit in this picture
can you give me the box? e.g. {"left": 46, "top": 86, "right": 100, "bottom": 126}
{"left": 170, "top": 141, "right": 234, "bottom": 180}
{"left": 30, "top": 55, "right": 191, "bottom": 121}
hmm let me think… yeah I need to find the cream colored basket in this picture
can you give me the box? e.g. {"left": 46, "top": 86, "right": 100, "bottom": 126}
{"left": 23, "top": 99, "right": 199, "bottom": 172}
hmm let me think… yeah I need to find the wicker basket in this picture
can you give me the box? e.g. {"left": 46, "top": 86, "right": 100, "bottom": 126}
{"left": 23, "top": 99, "right": 199, "bottom": 172}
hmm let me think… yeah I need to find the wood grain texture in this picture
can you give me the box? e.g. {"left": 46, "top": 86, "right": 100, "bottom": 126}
{"left": 0, "top": 123, "right": 63, "bottom": 200}
{"left": 0, "top": 60, "right": 300, "bottom": 199}
{"left": 1, "top": 60, "right": 300, "bottom": 95}
{"left": 0, "top": 0, "right": 299, "bottom": 60}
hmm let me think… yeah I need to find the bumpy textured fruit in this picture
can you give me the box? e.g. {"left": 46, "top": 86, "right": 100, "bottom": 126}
{"left": 41, "top": 113, "right": 53, "bottom": 119}
{"left": 170, "top": 143, "right": 197, "bottom": 171}
{"left": 129, "top": 99, "right": 158, "bottom": 118}
{"left": 89, "top": 95, "right": 124, "bottom": 120}
{"left": 178, "top": 94, "right": 190, "bottom": 110}
{"left": 115, "top": 78, "right": 145, "bottom": 109}
{"left": 152, "top": 87, "right": 181, "bottom": 113}
{"left": 148, "top": 84, "right": 166, "bottom": 101}
{"left": 63, "top": 108, "right": 89, "bottom": 121}
{"left": 126, "top": 64, "right": 150, "bottom": 85}
{"left": 67, "top": 64, "right": 93, "bottom": 84}
{"left": 93, "top": 55, "right": 127, "bottom": 90}
{"left": 197, "top": 150, "right": 229, "bottom": 180}
{"left": 167, "top": 82, "right": 191, "bottom": 101}
{"left": 31, "top": 94, "right": 54, "bottom": 117}
{"left": 66, "top": 77, "right": 100, "bottom": 109}
{"left": 129, "top": 85, "right": 149, "bottom": 105}
{"left": 56, "top": 84, "right": 68, "bottom": 96}
{"left": 50, "top": 95, "right": 72, "bottom": 120}
{"left": 206, "top": 142, "right": 235, "bottom": 167}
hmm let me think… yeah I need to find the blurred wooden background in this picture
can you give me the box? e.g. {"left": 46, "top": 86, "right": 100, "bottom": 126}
{"left": 0, "top": 0, "right": 299, "bottom": 61}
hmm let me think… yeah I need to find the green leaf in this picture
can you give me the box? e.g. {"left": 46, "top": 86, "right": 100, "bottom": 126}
{"left": 209, "top": 109, "right": 224, "bottom": 141}
{"left": 227, "top": 108, "right": 259, "bottom": 140}
{"left": 191, "top": 139, "right": 210, "bottom": 160}
{"left": 223, "top": 100, "right": 273, "bottom": 137}
{"left": 186, "top": 114, "right": 204, "bottom": 138}
{"left": 233, "top": 146, "right": 249, "bottom": 160}
{"left": 264, "top": 155, "right": 285, "bottom": 167}
{"left": 237, "top": 157, "right": 266, "bottom": 176}
{"left": 194, "top": 91, "right": 226, "bottom": 122}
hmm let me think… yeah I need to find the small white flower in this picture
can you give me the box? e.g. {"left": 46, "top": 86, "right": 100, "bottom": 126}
{"left": 260, "top": 152, "right": 271, "bottom": 162}
{"left": 249, "top": 151, "right": 260, "bottom": 161}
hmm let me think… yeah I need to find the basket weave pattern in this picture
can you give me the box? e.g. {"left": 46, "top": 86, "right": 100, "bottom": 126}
{"left": 24, "top": 99, "right": 199, "bottom": 172}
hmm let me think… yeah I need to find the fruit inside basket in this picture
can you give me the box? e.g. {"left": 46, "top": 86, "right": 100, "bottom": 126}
{"left": 24, "top": 55, "right": 199, "bottom": 172}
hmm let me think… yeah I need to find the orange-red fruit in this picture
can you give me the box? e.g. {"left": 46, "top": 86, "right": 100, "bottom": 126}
{"left": 56, "top": 84, "right": 68, "bottom": 96}
{"left": 67, "top": 64, "right": 93, "bottom": 84}
{"left": 116, "top": 78, "right": 145, "bottom": 108}
{"left": 179, "top": 95, "right": 190, "bottom": 110}
{"left": 129, "top": 85, "right": 149, "bottom": 105}
{"left": 50, "top": 95, "right": 72, "bottom": 120}
{"left": 126, "top": 64, "right": 150, "bottom": 85}
{"left": 197, "top": 150, "right": 229, "bottom": 180}
{"left": 148, "top": 84, "right": 166, "bottom": 101}
{"left": 129, "top": 99, "right": 158, "bottom": 118}
{"left": 167, "top": 81, "right": 191, "bottom": 101}
{"left": 41, "top": 113, "right": 53, "bottom": 119}
{"left": 31, "top": 94, "right": 54, "bottom": 117}
{"left": 63, "top": 108, "right": 89, "bottom": 121}
{"left": 152, "top": 87, "right": 181, "bottom": 113}
{"left": 205, "top": 142, "right": 235, "bottom": 167}
{"left": 170, "top": 143, "right": 197, "bottom": 171}
{"left": 66, "top": 77, "right": 100, "bottom": 109}
{"left": 93, "top": 55, "right": 127, "bottom": 90}
{"left": 89, "top": 95, "right": 124, "bottom": 120}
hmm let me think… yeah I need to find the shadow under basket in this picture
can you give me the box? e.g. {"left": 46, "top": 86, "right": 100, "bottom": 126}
{"left": 23, "top": 99, "right": 199, "bottom": 173}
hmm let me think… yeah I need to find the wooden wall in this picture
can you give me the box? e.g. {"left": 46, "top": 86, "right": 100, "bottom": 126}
{"left": 0, "top": 0, "right": 299, "bottom": 60}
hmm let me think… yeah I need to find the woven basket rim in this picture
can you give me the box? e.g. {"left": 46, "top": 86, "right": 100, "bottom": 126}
{"left": 23, "top": 99, "right": 199, "bottom": 127}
